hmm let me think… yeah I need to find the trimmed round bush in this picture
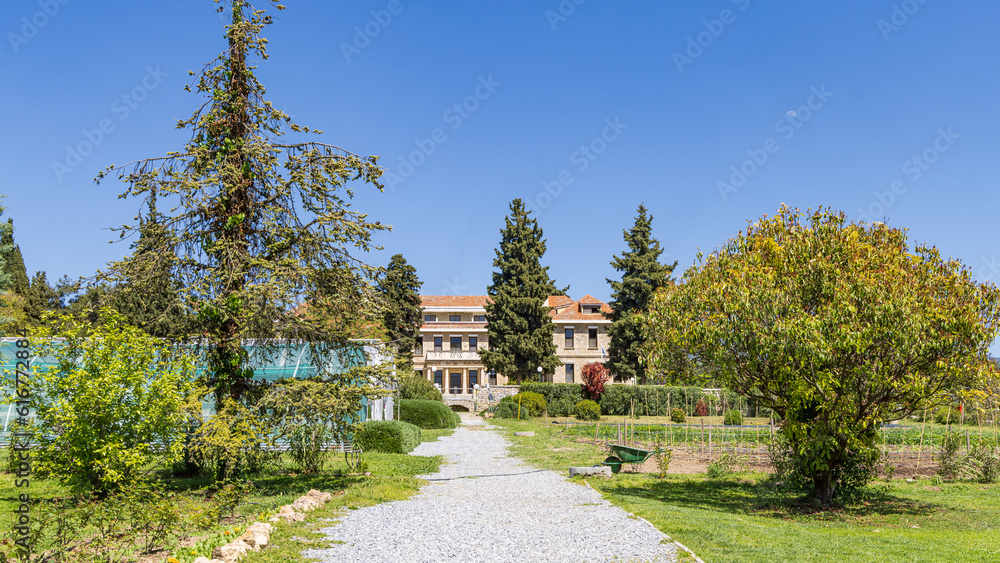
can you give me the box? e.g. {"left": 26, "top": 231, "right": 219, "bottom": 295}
{"left": 547, "top": 397, "right": 575, "bottom": 418}
{"left": 353, "top": 420, "right": 421, "bottom": 454}
{"left": 493, "top": 402, "right": 529, "bottom": 419}
{"left": 670, "top": 408, "right": 686, "bottom": 423}
{"left": 502, "top": 392, "right": 546, "bottom": 417}
{"left": 399, "top": 399, "right": 460, "bottom": 429}
{"left": 574, "top": 399, "right": 601, "bottom": 421}
{"left": 723, "top": 409, "right": 743, "bottom": 426}
{"left": 399, "top": 376, "right": 443, "bottom": 402}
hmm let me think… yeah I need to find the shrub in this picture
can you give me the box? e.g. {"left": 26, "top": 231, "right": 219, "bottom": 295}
{"left": 937, "top": 431, "right": 963, "bottom": 480}
{"left": 964, "top": 438, "right": 1000, "bottom": 484}
{"left": 581, "top": 363, "right": 610, "bottom": 401}
{"left": 723, "top": 409, "right": 743, "bottom": 425}
{"left": 399, "top": 399, "right": 460, "bottom": 429}
{"left": 574, "top": 399, "right": 602, "bottom": 421}
{"left": 189, "top": 398, "right": 280, "bottom": 480}
{"left": 693, "top": 398, "right": 709, "bottom": 417}
{"left": 24, "top": 310, "right": 195, "bottom": 494}
{"left": 399, "top": 375, "right": 443, "bottom": 402}
{"left": 493, "top": 401, "right": 529, "bottom": 419}
{"left": 520, "top": 382, "right": 584, "bottom": 405}
{"left": 670, "top": 408, "right": 686, "bottom": 423}
{"left": 706, "top": 452, "right": 747, "bottom": 478}
{"left": 354, "top": 421, "right": 421, "bottom": 454}
{"left": 547, "top": 397, "right": 576, "bottom": 417}
{"left": 259, "top": 379, "right": 370, "bottom": 473}
{"left": 508, "top": 392, "right": 547, "bottom": 417}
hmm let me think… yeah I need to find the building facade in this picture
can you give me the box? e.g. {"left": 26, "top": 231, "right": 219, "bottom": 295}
{"left": 412, "top": 295, "right": 611, "bottom": 396}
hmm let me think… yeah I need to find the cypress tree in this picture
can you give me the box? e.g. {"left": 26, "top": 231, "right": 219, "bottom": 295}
{"left": 104, "top": 200, "right": 189, "bottom": 339}
{"left": 1, "top": 219, "right": 27, "bottom": 295}
{"left": 480, "top": 199, "right": 562, "bottom": 383}
{"left": 377, "top": 254, "right": 423, "bottom": 370}
{"left": 605, "top": 204, "right": 676, "bottom": 384}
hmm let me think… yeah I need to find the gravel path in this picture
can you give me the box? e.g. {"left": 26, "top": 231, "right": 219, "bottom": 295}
{"left": 304, "top": 416, "right": 681, "bottom": 563}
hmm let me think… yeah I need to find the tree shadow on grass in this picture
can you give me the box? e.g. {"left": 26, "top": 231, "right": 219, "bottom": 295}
{"left": 604, "top": 476, "right": 944, "bottom": 522}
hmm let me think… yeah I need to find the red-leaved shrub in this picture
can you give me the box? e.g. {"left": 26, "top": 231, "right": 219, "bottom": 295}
{"left": 581, "top": 362, "right": 610, "bottom": 402}
{"left": 694, "top": 398, "right": 708, "bottom": 417}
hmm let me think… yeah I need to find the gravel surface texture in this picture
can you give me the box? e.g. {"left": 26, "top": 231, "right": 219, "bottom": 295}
{"left": 305, "top": 416, "right": 680, "bottom": 562}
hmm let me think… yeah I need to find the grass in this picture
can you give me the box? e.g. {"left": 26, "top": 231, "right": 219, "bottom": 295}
{"left": 0, "top": 426, "right": 454, "bottom": 562}
{"left": 492, "top": 417, "right": 1000, "bottom": 563}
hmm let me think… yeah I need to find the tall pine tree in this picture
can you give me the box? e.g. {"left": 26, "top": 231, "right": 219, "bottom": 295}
{"left": 480, "top": 199, "right": 562, "bottom": 383}
{"left": 606, "top": 204, "right": 676, "bottom": 384}
{"left": 377, "top": 254, "right": 422, "bottom": 370}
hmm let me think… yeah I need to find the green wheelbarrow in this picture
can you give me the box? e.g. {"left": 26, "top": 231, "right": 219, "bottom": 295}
{"left": 600, "top": 444, "right": 665, "bottom": 474}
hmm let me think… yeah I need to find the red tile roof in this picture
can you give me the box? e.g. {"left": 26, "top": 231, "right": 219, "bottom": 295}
{"left": 545, "top": 295, "right": 575, "bottom": 309}
{"left": 420, "top": 295, "right": 490, "bottom": 308}
{"left": 549, "top": 295, "right": 612, "bottom": 321}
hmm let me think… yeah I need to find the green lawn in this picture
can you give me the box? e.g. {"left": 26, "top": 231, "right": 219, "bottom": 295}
{"left": 492, "top": 417, "right": 1000, "bottom": 563}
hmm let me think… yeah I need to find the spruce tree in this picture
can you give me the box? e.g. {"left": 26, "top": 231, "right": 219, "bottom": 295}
{"left": 605, "top": 204, "right": 676, "bottom": 384}
{"left": 480, "top": 199, "right": 562, "bottom": 383}
{"left": 98, "top": 1, "right": 387, "bottom": 406}
{"left": 377, "top": 254, "right": 423, "bottom": 370}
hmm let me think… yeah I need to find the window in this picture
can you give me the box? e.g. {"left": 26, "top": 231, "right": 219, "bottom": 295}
{"left": 424, "top": 314, "right": 437, "bottom": 322}
{"left": 474, "top": 315, "right": 485, "bottom": 322}
{"left": 468, "top": 336, "right": 477, "bottom": 350}
{"left": 415, "top": 337, "right": 423, "bottom": 353}
{"left": 588, "top": 328, "right": 598, "bottom": 349}
{"left": 449, "top": 371, "right": 462, "bottom": 394}
{"left": 565, "top": 328, "right": 574, "bottom": 349}
{"left": 587, "top": 306, "right": 602, "bottom": 314}
{"left": 450, "top": 336, "right": 462, "bottom": 351}
{"left": 469, "top": 370, "right": 478, "bottom": 389}
{"left": 434, "top": 370, "right": 443, "bottom": 387}
{"left": 449, "top": 314, "right": 461, "bottom": 322}
{"left": 434, "top": 337, "right": 442, "bottom": 351}
{"left": 489, "top": 370, "right": 497, "bottom": 385}
{"left": 565, "top": 363, "right": 574, "bottom": 383}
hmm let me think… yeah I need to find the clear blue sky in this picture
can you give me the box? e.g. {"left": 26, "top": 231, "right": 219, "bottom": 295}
{"left": 4, "top": 1, "right": 1000, "bottom": 307}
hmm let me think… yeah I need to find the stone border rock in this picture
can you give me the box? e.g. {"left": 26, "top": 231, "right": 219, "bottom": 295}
{"left": 192, "top": 489, "right": 334, "bottom": 563}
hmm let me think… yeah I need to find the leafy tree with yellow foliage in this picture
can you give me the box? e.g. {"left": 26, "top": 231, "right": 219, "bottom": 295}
{"left": 643, "top": 205, "right": 1000, "bottom": 505}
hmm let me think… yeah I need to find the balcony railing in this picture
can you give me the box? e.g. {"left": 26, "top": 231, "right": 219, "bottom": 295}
{"left": 425, "top": 350, "right": 480, "bottom": 361}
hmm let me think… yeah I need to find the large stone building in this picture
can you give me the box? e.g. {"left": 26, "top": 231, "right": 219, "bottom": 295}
{"left": 413, "top": 294, "right": 612, "bottom": 396}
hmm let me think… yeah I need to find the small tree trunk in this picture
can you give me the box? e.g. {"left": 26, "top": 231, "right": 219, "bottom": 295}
{"left": 812, "top": 472, "right": 836, "bottom": 506}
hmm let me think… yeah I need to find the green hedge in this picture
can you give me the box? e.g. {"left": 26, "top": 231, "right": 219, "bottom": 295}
{"left": 597, "top": 385, "right": 771, "bottom": 417}
{"left": 399, "top": 399, "right": 460, "bottom": 429}
{"left": 519, "top": 382, "right": 584, "bottom": 405}
{"left": 353, "top": 420, "right": 421, "bottom": 454}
